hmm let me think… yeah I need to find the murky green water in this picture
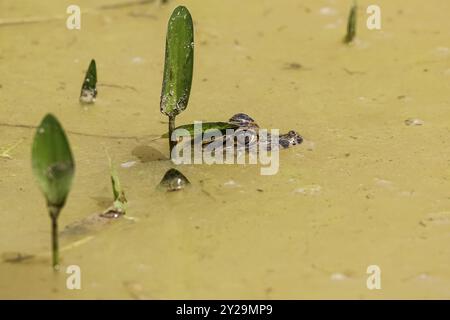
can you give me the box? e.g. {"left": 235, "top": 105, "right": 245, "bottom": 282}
{"left": 1, "top": 0, "right": 450, "bottom": 299}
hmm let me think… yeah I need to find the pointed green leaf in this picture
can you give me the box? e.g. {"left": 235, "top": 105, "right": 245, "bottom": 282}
{"left": 80, "top": 59, "right": 97, "bottom": 103}
{"left": 161, "top": 122, "right": 239, "bottom": 138}
{"left": 344, "top": 1, "right": 357, "bottom": 43}
{"left": 160, "top": 6, "right": 194, "bottom": 117}
{"left": 106, "top": 152, "right": 127, "bottom": 214}
{"left": 158, "top": 168, "right": 190, "bottom": 192}
{"left": 31, "top": 114, "right": 75, "bottom": 208}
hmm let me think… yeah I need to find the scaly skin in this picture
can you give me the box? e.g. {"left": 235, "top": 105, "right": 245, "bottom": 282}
{"left": 205, "top": 113, "right": 303, "bottom": 151}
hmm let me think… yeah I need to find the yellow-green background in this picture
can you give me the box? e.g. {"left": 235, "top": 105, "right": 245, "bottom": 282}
{"left": 0, "top": 0, "right": 449, "bottom": 299}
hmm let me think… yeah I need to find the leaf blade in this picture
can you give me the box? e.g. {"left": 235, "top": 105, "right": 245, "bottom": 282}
{"left": 80, "top": 59, "right": 97, "bottom": 103}
{"left": 31, "top": 114, "right": 75, "bottom": 208}
{"left": 344, "top": 1, "right": 357, "bottom": 43}
{"left": 160, "top": 6, "right": 194, "bottom": 117}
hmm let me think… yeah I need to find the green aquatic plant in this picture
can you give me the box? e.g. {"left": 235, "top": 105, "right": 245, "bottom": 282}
{"left": 344, "top": 1, "right": 357, "bottom": 43}
{"left": 160, "top": 6, "right": 194, "bottom": 157}
{"left": 31, "top": 114, "right": 75, "bottom": 270}
{"left": 106, "top": 152, "right": 127, "bottom": 215}
{"left": 80, "top": 59, "right": 97, "bottom": 104}
{"left": 161, "top": 122, "right": 239, "bottom": 138}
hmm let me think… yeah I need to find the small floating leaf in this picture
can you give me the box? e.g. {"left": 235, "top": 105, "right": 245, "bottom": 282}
{"left": 344, "top": 1, "right": 357, "bottom": 43}
{"left": 158, "top": 168, "right": 190, "bottom": 192}
{"left": 161, "top": 122, "right": 239, "bottom": 138}
{"left": 80, "top": 59, "right": 97, "bottom": 104}
{"left": 160, "top": 6, "right": 194, "bottom": 117}
{"left": 32, "top": 114, "right": 75, "bottom": 208}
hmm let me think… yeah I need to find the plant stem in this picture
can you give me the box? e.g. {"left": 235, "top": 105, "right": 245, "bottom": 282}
{"left": 48, "top": 206, "right": 61, "bottom": 271}
{"left": 168, "top": 115, "right": 176, "bottom": 158}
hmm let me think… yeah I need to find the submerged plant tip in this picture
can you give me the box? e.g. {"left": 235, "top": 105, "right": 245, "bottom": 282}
{"left": 106, "top": 152, "right": 127, "bottom": 215}
{"left": 344, "top": 1, "right": 357, "bottom": 44}
{"left": 80, "top": 59, "right": 97, "bottom": 104}
{"left": 158, "top": 168, "right": 190, "bottom": 192}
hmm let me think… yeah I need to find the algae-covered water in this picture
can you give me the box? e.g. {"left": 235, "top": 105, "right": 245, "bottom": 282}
{"left": 1, "top": 0, "right": 450, "bottom": 299}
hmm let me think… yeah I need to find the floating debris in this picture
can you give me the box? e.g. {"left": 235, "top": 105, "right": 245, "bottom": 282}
{"left": 121, "top": 160, "right": 137, "bottom": 168}
{"left": 416, "top": 273, "right": 430, "bottom": 280}
{"left": 158, "top": 168, "right": 190, "bottom": 192}
{"left": 0, "top": 139, "right": 23, "bottom": 159}
{"left": 293, "top": 185, "right": 322, "bottom": 195}
{"left": 284, "top": 62, "right": 302, "bottom": 70}
{"left": 319, "top": 7, "right": 337, "bottom": 16}
{"left": 79, "top": 59, "right": 97, "bottom": 104}
{"left": 397, "top": 95, "right": 413, "bottom": 101}
{"left": 123, "top": 281, "right": 151, "bottom": 300}
{"left": 404, "top": 118, "right": 424, "bottom": 126}
{"left": 343, "top": 68, "right": 365, "bottom": 75}
{"left": 98, "top": 83, "right": 137, "bottom": 91}
{"left": 420, "top": 211, "right": 450, "bottom": 226}
{"left": 61, "top": 212, "right": 123, "bottom": 237}
{"left": 131, "top": 56, "right": 145, "bottom": 64}
{"left": 434, "top": 46, "right": 450, "bottom": 56}
{"left": 374, "top": 178, "right": 394, "bottom": 190}
{"left": 224, "top": 180, "right": 239, "bottom": 187}
{"left": 330, "top": 273, "right": 348, "bottom": 281}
